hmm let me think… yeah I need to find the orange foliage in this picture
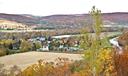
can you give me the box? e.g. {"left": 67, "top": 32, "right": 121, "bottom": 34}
{"left": 118, "top": 32, "right": 128, "bottom": 46}
{"left": 114, "top": 46, "right": 128, "bottom": 76}
{"left": 18, "top": 58, "right": 92, "bottom": 76}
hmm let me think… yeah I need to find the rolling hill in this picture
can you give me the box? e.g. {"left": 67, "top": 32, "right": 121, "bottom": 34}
{"left": 0, "top": 20, "right": 31, "bottom": 30}
{"left": 0, "top": 12, "right": 128, "bottom": 29}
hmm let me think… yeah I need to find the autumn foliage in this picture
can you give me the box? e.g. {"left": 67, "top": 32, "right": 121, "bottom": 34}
{"left": 18, "top": 58, "right": 88, "bottom": 76}
{"left": 113, "top": 46, "right": 128, "bottom": 76}
{"left": 1, "top": 6, "right": 126, "bottom": 76}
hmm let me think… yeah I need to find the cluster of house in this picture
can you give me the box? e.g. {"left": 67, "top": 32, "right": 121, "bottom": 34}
{"left": 11, "top": 35, "right": 81, "bottom": 52}
{"left": 29, "top": 35, "right": 81, "bottom": 52}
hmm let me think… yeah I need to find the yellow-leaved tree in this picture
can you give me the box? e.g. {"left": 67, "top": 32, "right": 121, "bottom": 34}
{"left": 80, "top": 6, "right": 114, "bottom": 76}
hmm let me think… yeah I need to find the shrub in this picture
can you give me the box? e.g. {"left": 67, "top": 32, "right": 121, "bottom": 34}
{"left": 0, "top": 63, "right": 21, "bottom": 76}
{"left": 35, "top": 41, "right": 42, "bottom": 49}
{"left": 0, "top": 48, "right": 6, "bottom": 56}
{"left": 18, "top": 56, "right": 115, "bottom": 76}
{"left": 19, "top": 58, "right": 72, "bottom": 76}
{"left": 0, "top": 63, "right": 7, "bottom": 76}
{"left": 20, "top": 40, "right": 33, "bottom": 52}
{"left": 114, "top": 46, "right": 128, "bottom": 76}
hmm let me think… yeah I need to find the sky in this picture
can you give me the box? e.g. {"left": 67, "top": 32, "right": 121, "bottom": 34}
{"left": 0, "top": 0, "right": 128, "bottom": 16}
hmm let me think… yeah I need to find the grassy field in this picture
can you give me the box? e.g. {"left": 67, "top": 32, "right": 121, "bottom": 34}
{"left": 0, "top": 51, "right": 82, "bottom": 70}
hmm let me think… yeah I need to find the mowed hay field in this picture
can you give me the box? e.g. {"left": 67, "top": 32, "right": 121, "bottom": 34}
{"left": 0, "top": 52, "right": 82, "bottom": 70}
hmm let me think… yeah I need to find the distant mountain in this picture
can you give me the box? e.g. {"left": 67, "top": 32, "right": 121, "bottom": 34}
{"left": 0, "top": 12, "right": 128, "bottom": 29}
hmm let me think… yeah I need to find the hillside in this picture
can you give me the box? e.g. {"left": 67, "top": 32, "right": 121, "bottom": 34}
{"left": 0, "top": 12, "right": 128, "bottom": 29}
{"left": 0, "top": 20, "right": 31, "bottom": 30}
{"left": 0, "top": 13, "right": 39, "bottom": 26}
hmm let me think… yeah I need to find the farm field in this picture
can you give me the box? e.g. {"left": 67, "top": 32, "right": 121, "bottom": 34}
{"left": 0, "top": 51, "right": 82, "bottom": 70}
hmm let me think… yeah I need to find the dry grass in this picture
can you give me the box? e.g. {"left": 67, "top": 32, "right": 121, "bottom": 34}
{"left": 0, "top": 51, "right": 82, "bottom": 70}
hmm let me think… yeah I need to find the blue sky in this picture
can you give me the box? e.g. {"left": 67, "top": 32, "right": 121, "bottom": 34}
{"left": 0, "top": 0, "right": 127, "bottom": 16}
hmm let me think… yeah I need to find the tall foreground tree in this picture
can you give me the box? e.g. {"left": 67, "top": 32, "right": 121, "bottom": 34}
{"left": 90, "top": 6, "right": 103, "bottom": 37}
{"left": 81, "top": 6, "right": 113, "bottom": 76}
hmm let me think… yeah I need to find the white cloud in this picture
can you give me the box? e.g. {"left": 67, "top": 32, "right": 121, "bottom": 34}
{"left": 0, "top": 0, "right": 127, "bottom": 16}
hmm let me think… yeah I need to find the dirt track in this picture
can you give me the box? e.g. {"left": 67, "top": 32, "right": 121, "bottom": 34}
{"left": 0, "top": 52, "right": 82, "bottom": 69}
